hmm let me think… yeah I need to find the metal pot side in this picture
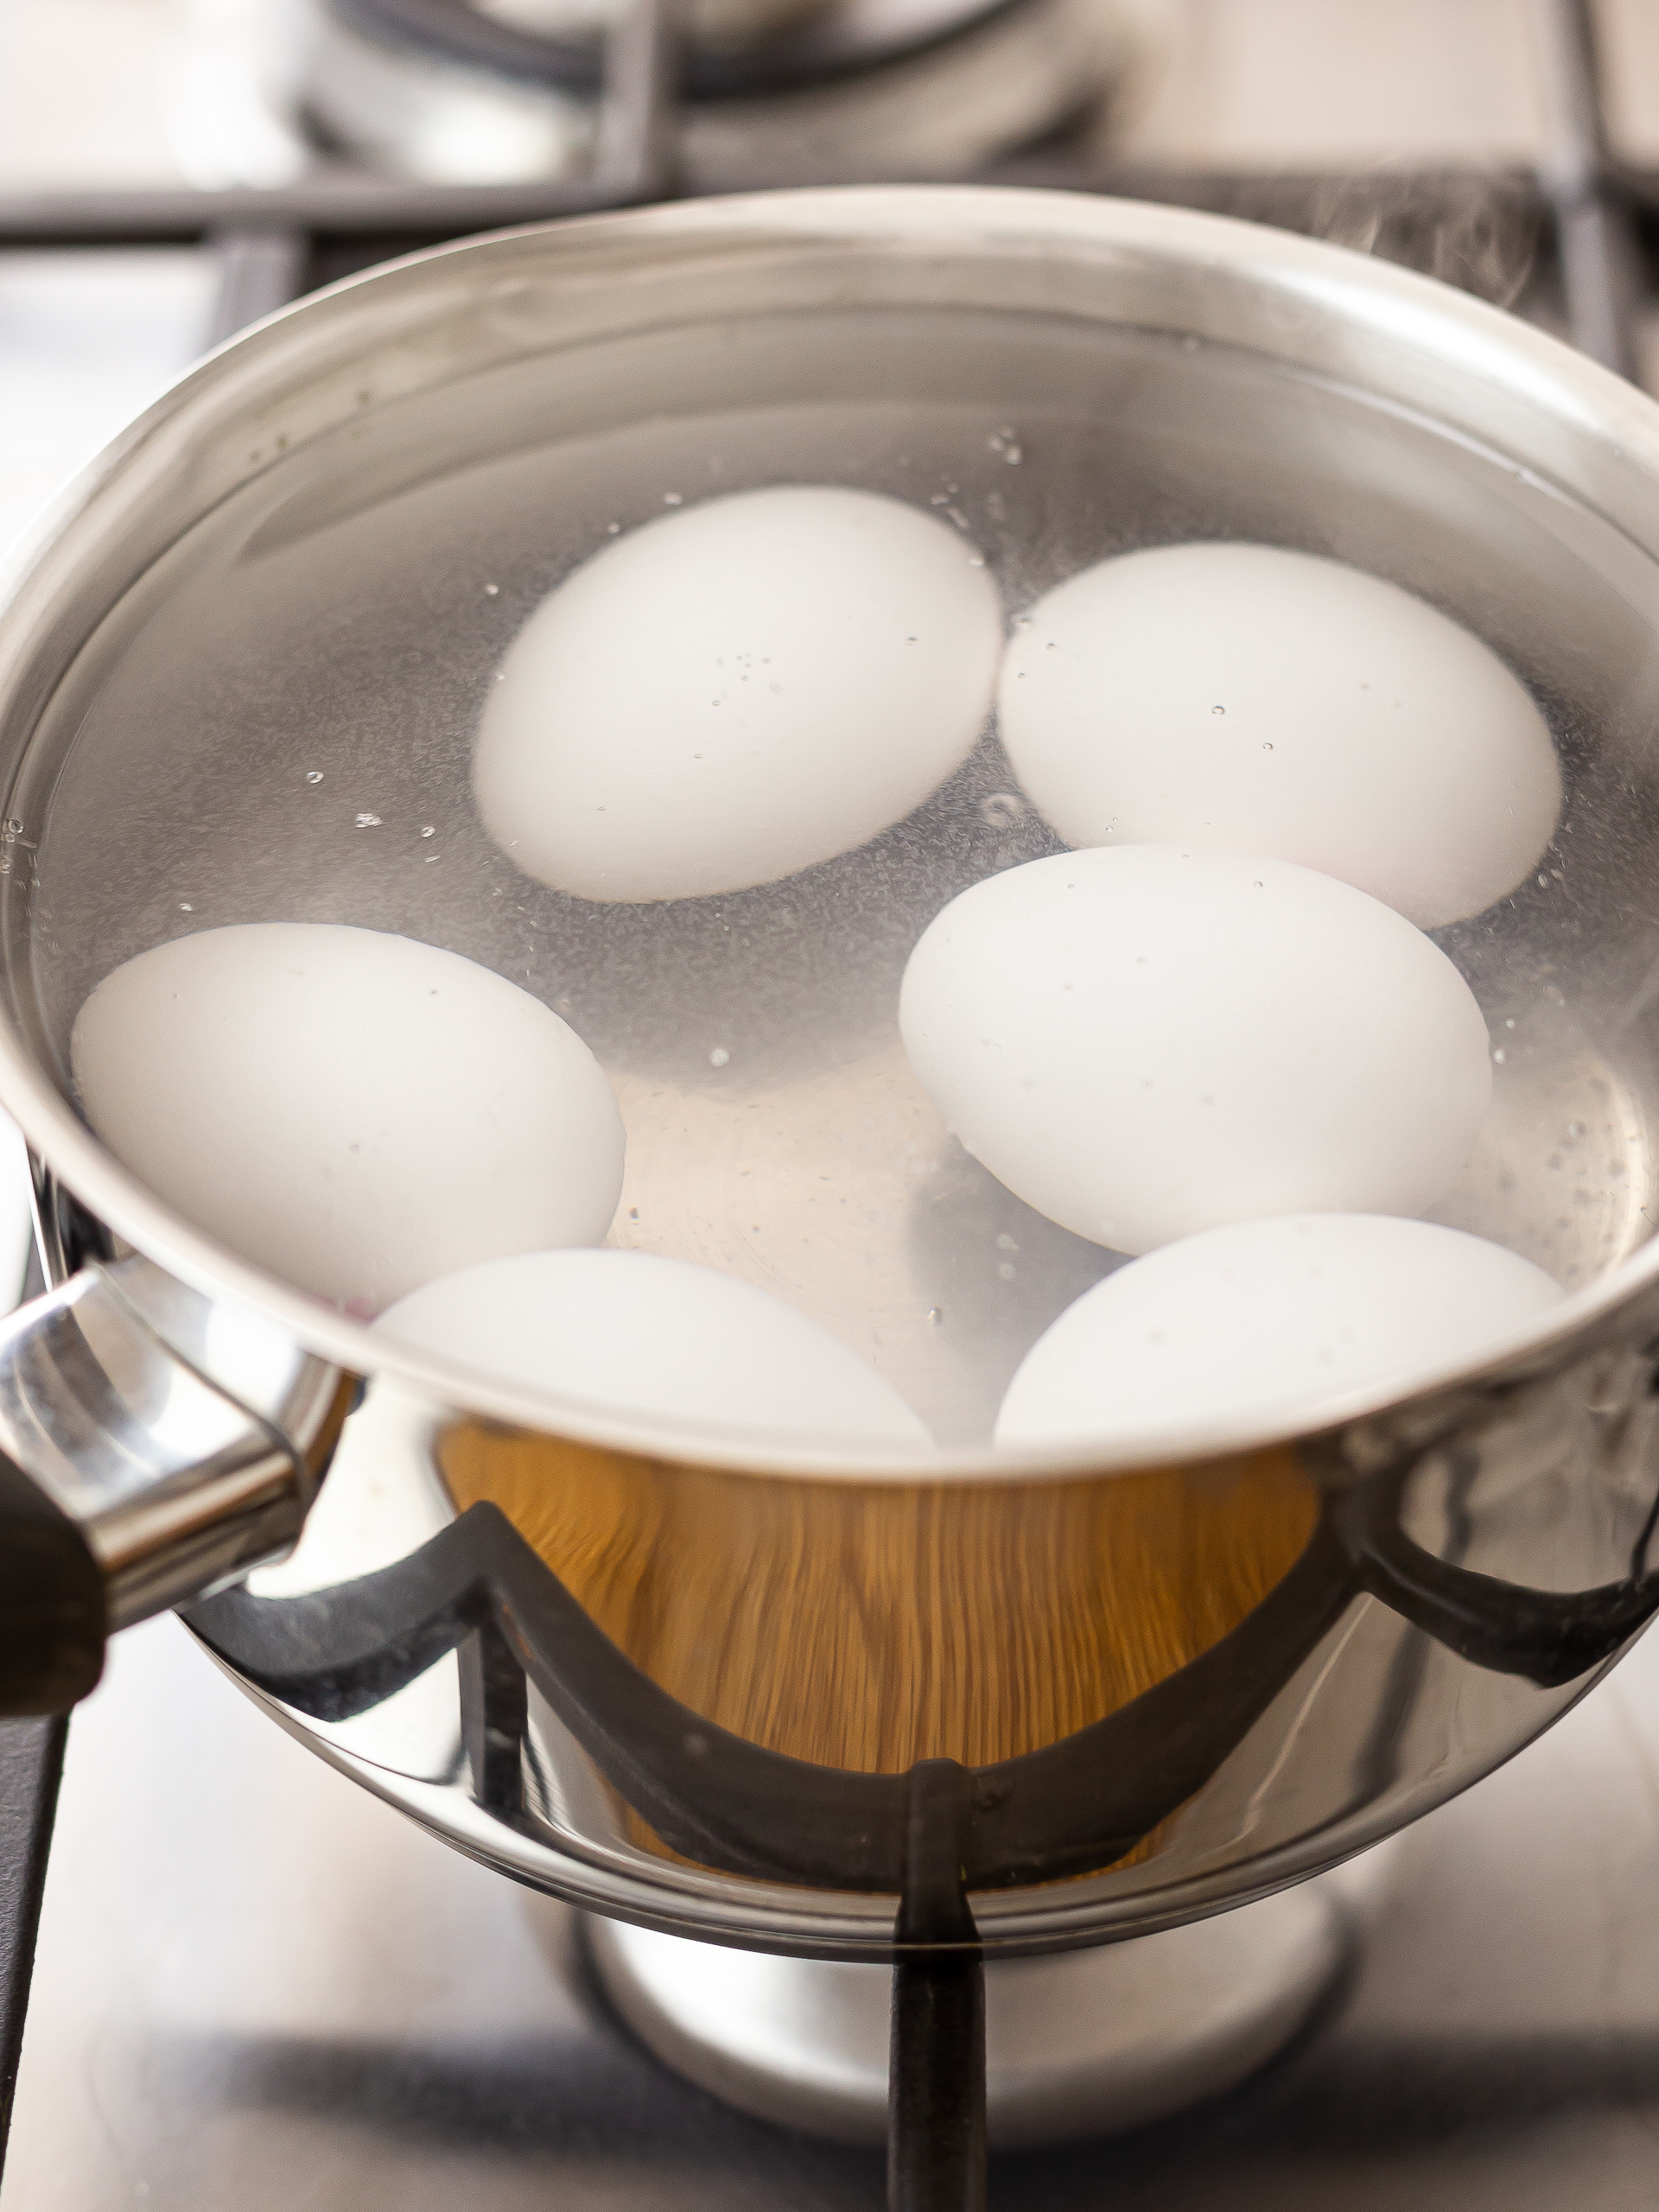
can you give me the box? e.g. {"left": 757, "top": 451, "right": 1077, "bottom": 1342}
{"left": 1, "top": 189, "right": 1658, "bottom": 1955}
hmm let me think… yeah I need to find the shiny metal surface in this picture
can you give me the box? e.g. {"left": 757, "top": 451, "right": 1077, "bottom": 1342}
{"left": 266, "top": 0, "right": 1133, "bottom": 188}
{"left": 102, "top": 1255, "right": 351, "bottom": 1487}
{"left": 166, "top": 1342, "right": 1659, "bottom": 1958}
{"left": 6, "top": 191, "right": 1659, "bottom": 1969}
{"left": 582, "top": 1862, "right": 1381, "bottom": 2145}
{"left": 0, "top": 1260, "right": 329, "bottom": 1632}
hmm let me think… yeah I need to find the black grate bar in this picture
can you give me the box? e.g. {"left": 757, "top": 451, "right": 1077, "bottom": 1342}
{"left": 0, "top": 1717, "right": 66, "bottom": 2184}
{"left": 594, "top": 0, "right": 679, "bottom": 199}
{"left": 204, "top": 227, "right": 313, "bottom": 348}
{"left": 1534, "top": 0, "right": 1642, "bottom": 377}
{"left": 888, "top": 1956, "right": 987, "bottom": 2212}
{"left": 6, "top": 158, "right": 1654, "bottom": 354}
{"left": 0, "top": 159, "right": 1554, "bottom": 245}
{"left": 0, "top": 174, "right": 649, "bottom": 246}
{"left": 888, "top": 1761, "right": 987, "bottom": 2212}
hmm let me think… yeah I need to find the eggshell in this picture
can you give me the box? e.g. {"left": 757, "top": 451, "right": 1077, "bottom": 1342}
{"left": 376, "top": 1249, "right": 931, "bottom": 1445}
{"left": 998, "top": 543, "right": 1562, "bottom": 928}
{"left": 473, "top": 485, "right": 1004, "bottom": 903}
{"left": 995, "top": 1213, "right": 1563, "bottom": 1446}
{"left": 898, "top": 846, "right": 1492, "bottom": 1255}
{"left": 71, "top": 923, "right": 625, "bottom": 1312}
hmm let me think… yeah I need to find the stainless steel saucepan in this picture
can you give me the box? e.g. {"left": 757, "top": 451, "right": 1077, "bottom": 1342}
{"left": 3, "top": 186, "right": 1659, "bottom": 2195}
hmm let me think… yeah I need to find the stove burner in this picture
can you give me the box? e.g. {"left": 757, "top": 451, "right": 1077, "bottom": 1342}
{"left": 283, "top": 0, "right": 1133, "bottom": 190}
{"left": 581, "top": 1888, "right": 1367, "bottom": 2147}
{"left": 337, "top": 0, "right": 1039, "bottom": 102}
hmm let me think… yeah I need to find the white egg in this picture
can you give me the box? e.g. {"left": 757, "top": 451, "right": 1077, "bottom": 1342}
{"left": 899, "top": 847, "right": 1492, "bottom": 1255}
{"left": 72, "top": 923, "right": 625, "bottom": 1313}
{"left": 376, "top": 1249, "right": 931, "bottom": 1446}
{"left": 995, "top": 1214, "right": 1563, "bottom": 1446}
{"left": 473, "top": 486, "right": 1003, "bottom": 904}
{"left": 998, "top": 543, "right": 1562, "bottom": 929}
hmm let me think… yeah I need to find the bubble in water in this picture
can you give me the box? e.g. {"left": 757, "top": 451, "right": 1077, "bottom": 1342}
{"left": 485, "top": 582, "right": 499, "bottom": 596}
{"left": 1211, "top": 705, "right": 1226, "bottom": 716}
{"left": 420, "top": 825, "right": 435, "bottom": 838}
{"left": 927, "top": 1306, "right": 944, "bottom": 1325}
{"left": 709, "top": 1046, "right": 730, "bottom": 1067}
{"left": 978, "top": 791, "right": 1026, "bottom": 827}
{"left": 304, "top": 772, "right": 323, "bottom": 785}
{"left": 354, "top": 813, "right": 382, "bottom": 828}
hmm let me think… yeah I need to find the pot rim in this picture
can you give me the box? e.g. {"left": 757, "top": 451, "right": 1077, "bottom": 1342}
{"left": 3, "top": 181, "right": 1656, "bottom": 1484}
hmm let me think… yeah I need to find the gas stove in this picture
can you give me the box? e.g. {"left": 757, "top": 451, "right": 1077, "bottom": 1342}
{"left": 4, "top": 3, "right": 1659, "bottom": 2206}
{"left": 10, "top": 1581, "right": 1659, "bottom": 2207}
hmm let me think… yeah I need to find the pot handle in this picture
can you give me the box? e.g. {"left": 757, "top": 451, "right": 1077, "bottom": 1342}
{"left": 0, "top": 1260, "right": 349, "bottom": 1717}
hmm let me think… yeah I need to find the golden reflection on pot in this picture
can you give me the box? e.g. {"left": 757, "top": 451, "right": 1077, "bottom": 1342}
{"left": 440, "top": 1428, "right": 1319, "bottom": 1777}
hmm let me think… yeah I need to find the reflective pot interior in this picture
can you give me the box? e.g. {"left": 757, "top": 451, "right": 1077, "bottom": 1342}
{"left": 15, "top": 269, "right": 1659, "bottom": 1438}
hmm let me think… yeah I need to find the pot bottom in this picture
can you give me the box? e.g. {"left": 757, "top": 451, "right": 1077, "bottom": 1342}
{"left": 577, "top": 1849, "right": 1391, "bottom": 2147}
